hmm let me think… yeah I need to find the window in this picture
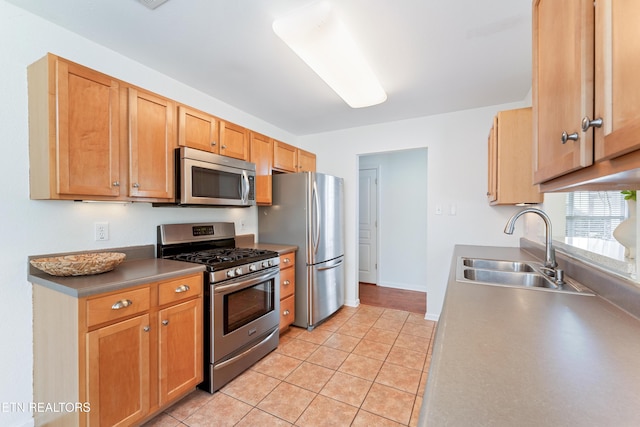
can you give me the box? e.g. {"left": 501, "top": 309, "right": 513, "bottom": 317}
{"left": 565, "top": 191, "right": 627, "bottom": 240}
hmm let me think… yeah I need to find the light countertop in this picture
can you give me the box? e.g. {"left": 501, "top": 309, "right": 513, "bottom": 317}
{"left": 420, "top": 245, "right": 640, "bottom": 426}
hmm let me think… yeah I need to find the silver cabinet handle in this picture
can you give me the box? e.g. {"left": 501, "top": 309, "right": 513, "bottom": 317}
{"left": 283, "top": 258, "right": 290, "bottom": 264}
{"left": 581, "top": 116, "right": 603, "bottom": 132}
{"left": 111, "top": 299, "right": 132, "bottom": 310}
{"left": 283, "top": 310, "right": 290, "bottom": 316}
{"left": 175, "top": 284, "right": 190, "bottom": 293}
{"left": 132, "top": 183, "right": 140, "bottom": 188}
{"left": 162, "top": 320, "right": 169, "bottom": 326}
{"left": 143, "top": 325, "right": 150, "bottom": 332}
{"left": 283, "top": 280, "right": 290, "bottom": 286}
{"left": 561, "top": 132, "right": 579, "bottom": 144}
{"left": 112, "top": 181, "right": 120, "bottom": 187}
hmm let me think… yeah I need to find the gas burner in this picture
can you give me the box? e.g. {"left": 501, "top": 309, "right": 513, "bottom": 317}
{"left": 169, "top": 248, "right": 277, "bottom": 270}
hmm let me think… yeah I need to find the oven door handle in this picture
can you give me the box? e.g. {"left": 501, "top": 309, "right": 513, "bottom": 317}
{"left": 215, "top": 328, "right": 279, "bottom": 370}
{"left": 214, "top": 270, "right": 278, "bottom": 294}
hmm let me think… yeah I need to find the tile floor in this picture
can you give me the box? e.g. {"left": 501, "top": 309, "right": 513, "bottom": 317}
{"left": 144, "top": 304, "right": 436, "bottom": 427}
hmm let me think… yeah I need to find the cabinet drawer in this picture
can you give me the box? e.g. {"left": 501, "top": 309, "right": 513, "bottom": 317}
{"left": 280, "top": 294, "right": 295, "bottom": 330}
{"left": 279, "top": 252, "right": 295, "bottom": 269}
{"left": 280, "top": 267, "right": 295, "bottom": 299}
{"left": 158, "top": 274, "right": 203, "bottom": 306}
{"left": 86, "top": 287, "right": 150, "bottom": 328}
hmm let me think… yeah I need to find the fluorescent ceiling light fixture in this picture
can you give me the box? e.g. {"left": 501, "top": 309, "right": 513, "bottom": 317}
{"left": 273, "top": 1, "right": 387, "bottom": 108}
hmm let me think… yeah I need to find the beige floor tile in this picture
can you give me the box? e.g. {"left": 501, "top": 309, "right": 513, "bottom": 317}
{"left": 336, "top": 321, "right": 371, "bottom": 338}
{"left": 361, "top": 383, "right": 416, "bottom": 425}
{"left": 401, "top": 321, "right": 434, "bottom": 339}
{"left": 351, "top": 409, "right": 405, "bottom": 427}
{"left": 322, "top": 332, "right": 361, "bottom": 352}
{"left": 372, "top": 317, "right": 405, "bottom": 332}
{"left": 306, "top": 345, "right": 350, "bottom": 369}
{"left": 220, "top": 369, "right": 281, "bottom": 405}
{"left": 375, "top": 363, "right": 422, "bottom": 394}
{"left": 338, "top": 353, "right": 383, "bottom": 381}
{"left": 315, "top": 315, "right": 346, "bottom": 332}
{"left": 381, "top": 308, "right": 410, "bottom": 323}
{"left": 409, "top": 393, "right": 423, "bottom": 427}
{"left": 357, "top": 305, "right": 385, "bottom": 316}
{"left": 394, "top": 333, "right": 429, "bottom": 352}
{"left": 406, "top": 312, "right": 429, "bottom": 324}
{"left": 141, "top": 413, "right": 181, "bottom": 427}
{"left": 295, "top": 395, "right": 358, "bottom": 427}
{"left": 164, "top": 389, "right": 213, "bottom": 421}
{"left": 257, "top": 382, "right": 315, "bottom": 423}
{"left": 276, "top": 337, "right": 320, "bottom": 360}
{"left": 424, "top": 354, "right": 432, "bottom": 372}
{"left": 349, "top": 312, "right": 381, "bottom": 327}
{"left": 418, "top": 372, "right": 428, "bottom": 397}
{"left": 352, "top": 339, "right": 392, "bottom": 361}
{"left": 251, "top": 352, "right": 302, "bottom": 379}
{"left": 235, "top": 408, "right": 292, "bottom": 427}
{"left": 295, "top": 328, "right": 333, "bottom": 345}
{"left": 363, "top": 327, "right": 399, "bottom": 345}
{"left": 386, "top": 345, "right": 426, "bottom": 371}
{"left": 319, "top": 371, "right": 373, "bottom": 407}
{"left": 184, "top": 393, "right": 252, "bottom": 427}
{"left": 285, "top": 361, "right": 335, "bottom": 393}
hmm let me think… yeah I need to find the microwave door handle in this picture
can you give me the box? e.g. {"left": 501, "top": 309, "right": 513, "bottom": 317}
{"left": 241, "top": 171, "right": 249, "bottom": 204}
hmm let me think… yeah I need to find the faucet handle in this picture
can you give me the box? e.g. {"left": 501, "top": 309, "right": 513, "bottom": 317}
{"left": 555, "top": 269, "right": 565, "bottom": 286}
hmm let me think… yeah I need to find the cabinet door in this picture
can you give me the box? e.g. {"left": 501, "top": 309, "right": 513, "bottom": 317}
{"left": 87, "top": 314, "right": 150, "bottom": 427}
{"left": 128, "top": 88, "right": 175, "bottom": 199}
{"left": 593, "top": 0, "right": 640, "bottom": 160}
{"left": 250, "top": 132, "right": 273, "bottom": 205}
{"left": 273, "top": 140, "right": 297, "bottom": 172}
{"left": 159, "top": 298, "right": 203, "bottom": 405}
{"left": 219, "top": 121, "right": 249, "bottom": 160}
{"left": 298, "top": 149, "right": 316, "bottom": 172}
{"left": 533, "top": 0, "right": 594, "bottom": 183}
{"left": 57, "top": 59, "right": 120, "bottom": 197}
{"left": 177, "top": 105, "right": 219, "bottom": 153}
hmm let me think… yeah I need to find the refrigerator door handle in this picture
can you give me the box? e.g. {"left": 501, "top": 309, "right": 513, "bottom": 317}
{"left": 316, "top": 258, "right": 344, "bottom": 271}
{"left": 312, "top": 180, "right": 320, "bottom": 255}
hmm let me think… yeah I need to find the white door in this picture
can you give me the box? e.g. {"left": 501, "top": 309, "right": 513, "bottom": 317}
{"left": 359, "top": 168, "right": 378, "bottom": 284}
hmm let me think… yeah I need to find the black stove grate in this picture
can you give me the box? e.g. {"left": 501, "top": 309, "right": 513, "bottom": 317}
{"left": 166, "top": 247, "right": 278, "bottom": 270}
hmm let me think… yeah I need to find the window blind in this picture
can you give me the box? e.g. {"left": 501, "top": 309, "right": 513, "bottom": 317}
{"left": 566, "top": 191, "right": 627, "bottom": 240}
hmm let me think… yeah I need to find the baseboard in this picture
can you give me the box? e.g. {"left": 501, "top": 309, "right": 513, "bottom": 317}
{"left": 424, "top": 312, "right": 440, "bottom": 322}
{"left": 344, "top": 298, "right": 360, "bottom": 307}
{"left": 375, "top": 281, "right": 427, "bottom": 293}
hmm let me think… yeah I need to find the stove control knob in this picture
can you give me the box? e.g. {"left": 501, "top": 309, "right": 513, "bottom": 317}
{"left": 262, "top": 261, "right": 269, "bottom": 268}
{"left": 226, "top": 270, "right": 235, "bottom": 278}
{"left": 249, "top": 264, "right": 257, "bottom": 272}
{"left": 268, "top": 260, "right": 274, "bottom": 266}
{"left": 235, "top": 267, "right": 243, "bottom": 275}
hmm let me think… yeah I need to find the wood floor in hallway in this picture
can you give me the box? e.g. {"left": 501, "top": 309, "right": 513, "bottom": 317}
{"left": 359, "top": 283, "right": 427, "bottom": 314}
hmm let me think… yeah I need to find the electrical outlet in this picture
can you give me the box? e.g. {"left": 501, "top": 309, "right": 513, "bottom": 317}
{"left": 95, "top": 222, "right": 109, "bottom": 241}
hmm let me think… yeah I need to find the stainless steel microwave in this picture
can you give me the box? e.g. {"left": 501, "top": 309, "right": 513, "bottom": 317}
{"left": 176, "top": 147, "right": 256, "bottom": 207}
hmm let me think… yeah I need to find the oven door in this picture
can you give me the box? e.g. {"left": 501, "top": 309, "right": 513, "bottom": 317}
{"left": 180, "top": 153, "right": 256, "bottom": 206}
{"left": 211, "top": 268, "right": 280, "bottom": 362}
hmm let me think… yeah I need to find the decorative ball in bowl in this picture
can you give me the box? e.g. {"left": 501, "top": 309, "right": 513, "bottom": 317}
{"left": 30, "top": 252, "right": 127, "bottom": 277}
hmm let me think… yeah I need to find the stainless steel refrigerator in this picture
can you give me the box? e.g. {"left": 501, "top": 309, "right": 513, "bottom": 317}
{"left": 259, "top": 172, "right": 345, "bottom": 330}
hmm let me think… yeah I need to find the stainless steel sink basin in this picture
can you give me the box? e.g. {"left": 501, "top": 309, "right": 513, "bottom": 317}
{"left": 456, "top": 257, "right": 593, "bottom": 295}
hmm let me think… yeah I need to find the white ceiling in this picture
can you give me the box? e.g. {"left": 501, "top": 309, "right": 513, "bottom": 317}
{"left": 7, "top": 0, "right": 532, "bottom": 136}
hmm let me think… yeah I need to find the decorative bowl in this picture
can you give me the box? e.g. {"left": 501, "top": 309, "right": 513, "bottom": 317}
{"left": 30, "top": 252, "right": 126, "bottom": 277}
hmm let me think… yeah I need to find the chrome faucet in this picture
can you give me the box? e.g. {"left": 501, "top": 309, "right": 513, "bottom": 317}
{"left": 504, "top": 207, "right": 557, "bottom": 270}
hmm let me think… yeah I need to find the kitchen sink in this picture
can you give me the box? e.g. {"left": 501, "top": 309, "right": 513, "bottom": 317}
{"left": 457, "top": 257, "right": 593, "bottom": 295}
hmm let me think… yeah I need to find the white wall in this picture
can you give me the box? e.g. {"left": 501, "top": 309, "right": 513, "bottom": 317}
{"left": 298, "top": 102, "right": 534, "bottom": 320}
{"left": 359, "top": 149, "right": 428, "bottom": 292}
{"left": 0, "top": 2, "right": 296, "bottom": 426}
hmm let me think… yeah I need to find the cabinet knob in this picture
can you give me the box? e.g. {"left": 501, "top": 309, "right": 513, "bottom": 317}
{"left": 111, "top": 299, "right": 132, "bottom": 310}
{"left": 561, "top": 132, "right": 579, "bottom": 144}
{"left": 211, "top": 141, "right": 217, "bottom": 146}
{"left": 175, "top": 284, "right": 190, "bottom": 293}
{"left": 132, "top": 183, "right": 140, "bottom": 188}
{"left": 143, "top": 325, "right": 150, "bottom": 332}
{"left": 283, "top": 310, "right": 290, "bottom": 316}
{"left": 283, "top": 280, "right": 290, "bottom": 286}
{"left": 581, "top": 116, "right": 603, "bottom": 132}
{"left": 162, "top": 319, "right": 169, "bottom": 326}
{"left": 283, "top": 258, "right": 290, "bottom": 264}
{"left": 112, "top": 181, "right": 120, "bottom": 187}
{"left": 221, "top": 145, "right": 227, "bottom": 149}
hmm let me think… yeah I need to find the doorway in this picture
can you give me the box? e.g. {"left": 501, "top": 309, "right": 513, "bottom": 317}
{"left": 359, "top": 168, "right": 378, "bottom": 284}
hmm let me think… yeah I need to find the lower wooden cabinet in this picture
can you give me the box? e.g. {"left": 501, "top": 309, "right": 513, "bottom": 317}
{"left": 33, "top": 272, "right": 203, "bottom": 427}
{"left": 279, "top": 251, "right": 296, "bottom": 332}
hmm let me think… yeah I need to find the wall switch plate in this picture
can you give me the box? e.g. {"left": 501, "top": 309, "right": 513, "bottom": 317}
{"left": 95, "top": 222, "right": 109, "bottom": 241}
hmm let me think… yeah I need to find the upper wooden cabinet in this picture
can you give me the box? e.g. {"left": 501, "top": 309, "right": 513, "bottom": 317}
{"left": 250, "top": 132, "right": 273, "bottom": 205}
{"left": 273, "top": 140, "right": 316, "bottom": 173}
{"left": 533, "top": 0, "right": 640, "bottom": 191}
{"left": 28, "top": 54, "right": 176, "bottom": 202}
{"left": 177, "top": 105, "right": 219, "bottom": 154}
{"left": 28, "top": 54, "right": 121, "bottom": 199}
{"left": 488, "top": 108, "right": 543, "bottom": 205}
{"left": 219, "top": 120, "right": 249, "bottom": 161}
{"left": 127, "top": 88, "right": 176, "bottom": 200}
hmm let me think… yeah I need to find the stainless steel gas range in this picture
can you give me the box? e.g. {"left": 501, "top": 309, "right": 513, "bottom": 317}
{"left": 157, "top": 222, "right": 280, "bottom": 393}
